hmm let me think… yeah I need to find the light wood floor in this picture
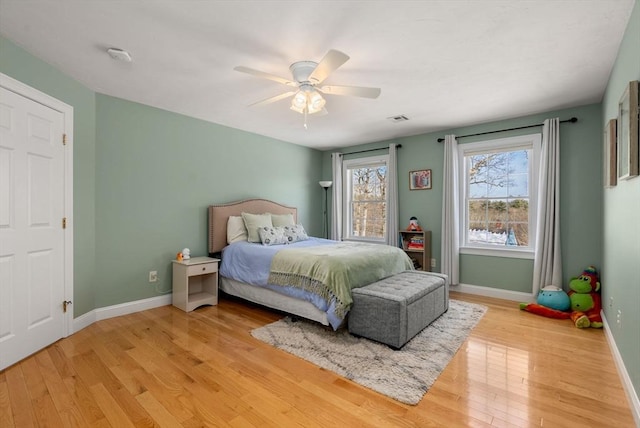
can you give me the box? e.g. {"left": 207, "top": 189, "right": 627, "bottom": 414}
{"left": 0, "top": 292, "right": 635, "bottom": 427}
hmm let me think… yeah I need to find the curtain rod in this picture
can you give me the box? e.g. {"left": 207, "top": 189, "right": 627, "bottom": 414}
{"left": 436, "top": 117, "right": 578, "bottom": 143}
{"left": 339, "top": 144, "right": 402, "bottom": 156}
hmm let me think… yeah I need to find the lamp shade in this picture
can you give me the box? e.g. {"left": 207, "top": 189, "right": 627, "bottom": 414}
{"left": 319, "top": 181, "right": 333, "bottom": 188}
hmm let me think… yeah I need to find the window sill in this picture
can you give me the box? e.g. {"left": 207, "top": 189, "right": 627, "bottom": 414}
{"left": 460, "top": 246, "right": 534, "bottom": 260}
{"left": 343, "top": 237, "right": 386, "bottom": 245}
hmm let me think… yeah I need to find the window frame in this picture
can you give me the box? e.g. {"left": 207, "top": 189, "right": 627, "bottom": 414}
{"left": 342, "top": 154, "right": 389, "bottom": 243}
{"left": 458, "top": 133, "right": 541, "bottom": 259}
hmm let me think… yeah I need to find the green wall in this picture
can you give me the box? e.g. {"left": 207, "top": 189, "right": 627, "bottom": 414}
{"left": 601, "top": 0, "right": 640, "bottom": 405}
{"left": 94, "top": 95, "right": 323, "bottom": 307}
{"left": 1, "top": 34, "right": 323, "bottom": 314}
{"left": 0, "top": 35, "right": 97, "bottom": 317}
{"left": 323, "top": 103, "right": 603, "bottom": 292}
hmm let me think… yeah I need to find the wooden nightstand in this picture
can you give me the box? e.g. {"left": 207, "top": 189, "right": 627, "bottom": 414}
{"left": 172, "top": 256, "right": 220, "bottom": 312}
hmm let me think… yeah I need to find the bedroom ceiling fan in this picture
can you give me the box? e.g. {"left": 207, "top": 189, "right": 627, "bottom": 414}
{"left": 234, "top": 50, "right": 381, "bottom": 128}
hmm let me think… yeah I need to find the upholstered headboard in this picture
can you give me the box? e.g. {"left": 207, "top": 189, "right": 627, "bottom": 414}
{"left": 208, "top": 199, "right": 298, "bottom": 254}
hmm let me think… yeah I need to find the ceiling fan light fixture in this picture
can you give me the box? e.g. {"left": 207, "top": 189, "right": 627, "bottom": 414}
{"left": 290, "top": 91, "right": 307, "bottom": 113}
{"left": 308, "top": 91, "right": 326, "bottom": 113}
{"left": 290, "top": 90, "right": 325, "bottom": 115}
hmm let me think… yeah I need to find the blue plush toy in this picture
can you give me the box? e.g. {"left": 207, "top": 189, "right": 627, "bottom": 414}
{"left": 537, "top": 285, "right": 570, "bottom": 311}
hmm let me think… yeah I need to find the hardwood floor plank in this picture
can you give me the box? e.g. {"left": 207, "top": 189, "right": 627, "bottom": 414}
{"left": 135, "top": 390, "right": 183, "bottom": 428}
{"left": 3, "top": 365, "right": 37, "bottom": 427}
{"left": 35, "top": 350, "right": 88, "bottom": 427}
{"left": 1, "top": 292, "right": 635, "bottom": 427}
{"left": 89, "top": 383, "right": 137, "bottom": 428}
{"left": 0, "top": 377, "right": 16, "bottom": 427}
{"left": 62, "top": 373, "right": 108, "bottom": 426}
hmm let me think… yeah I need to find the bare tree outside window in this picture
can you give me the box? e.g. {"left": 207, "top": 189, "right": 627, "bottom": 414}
{"left": 466, "top": 150, "right": 530, "bottom": 246}
{"left": 348, "top": 165, "right": 387, "bottom": 239}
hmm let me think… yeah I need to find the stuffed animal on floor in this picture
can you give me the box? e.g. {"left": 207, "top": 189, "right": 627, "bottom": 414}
{"left": 520, "top": 285, "right": 571, "bottom": 319}
{"left": 520, "top": 266, "right": 603, "bottom": 329}
{"left": 568, "top": 266, "right": 603, "bottom": 328}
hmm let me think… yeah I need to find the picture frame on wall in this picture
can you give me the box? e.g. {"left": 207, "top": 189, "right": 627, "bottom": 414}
{"left": 409, "top": 169, "right": 432, "bottom": 190}
{"left": 617, "top": 80, "right": 639, "bottom": 180}
{"left": 604, "top": 119, "right": 617, "bottom": 187}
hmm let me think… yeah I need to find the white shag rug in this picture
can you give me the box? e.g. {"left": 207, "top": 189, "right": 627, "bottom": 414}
{"left": 251, "top": 299, "right": 487, "bottom": 405}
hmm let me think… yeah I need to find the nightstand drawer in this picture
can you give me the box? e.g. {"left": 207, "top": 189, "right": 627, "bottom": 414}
{"left": 187, "top": 262, "right": 218, "bottom": 276}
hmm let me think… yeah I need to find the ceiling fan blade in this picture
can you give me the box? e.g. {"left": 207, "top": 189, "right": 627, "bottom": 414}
{"left": 318, "top": 85, "right": 381, "bottom": 99}
{"left": 308, "top": 50, "right": 350, "bottom": 84}
{"left": 234, "top": 66, "right": 297, "bottom": 87}
{"left": 249, "top": 91, "right": 296, "bottom": 107}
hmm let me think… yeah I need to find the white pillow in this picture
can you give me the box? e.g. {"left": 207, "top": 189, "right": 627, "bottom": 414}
{"left": 258, "top": 226, "right": 289, "bottom": 246}
{"left": 241, "top": 212, "right": 273, "bottom": 243}
{"left": 283, "top": 224, "right": 309, "bottom": 243}
{"left": 227, "top": 216, "right": 248, "bottom": 244}
{"left": 271, "top": 213, "right": 295, "bottom": 227}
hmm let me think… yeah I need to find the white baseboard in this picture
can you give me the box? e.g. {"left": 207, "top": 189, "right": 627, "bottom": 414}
{"left": 453, "top": 283, "right": 534, "bottom": 302}
{"left": 602, "top": 311, "right": 640, "bottom": 427}
{"left": 72, "top": 295, "right": 172, "bottom": 333}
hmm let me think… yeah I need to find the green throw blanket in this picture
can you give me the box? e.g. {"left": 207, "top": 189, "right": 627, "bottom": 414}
{"left": 268, "top": 242, "right": 414, "bottom": 320}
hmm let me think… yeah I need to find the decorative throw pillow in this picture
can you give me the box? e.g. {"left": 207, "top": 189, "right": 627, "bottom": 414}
{"left": 241, "top": 212, "right": 273, "bottom": 243}
{"left": 227, "top": 216, "right": 248, "bottom": 244}
{"left": 258, "top": 226, "right": 288, "bottom": 246}
{"left": 283, "top": 224, "right": 309, "bottom": 243}
{"left": 270, "top": 213, "right": 295, "bottom": 227}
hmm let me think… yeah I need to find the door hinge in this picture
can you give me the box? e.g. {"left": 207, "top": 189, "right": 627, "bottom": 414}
{"left": 63, "top": 300, "right": 72, "bottom": 313}
{"left": 62, "top": 217, "right": 67, "bottom": 229}
{"left": 62, "top": 133, "right": 67, "bottom": 145}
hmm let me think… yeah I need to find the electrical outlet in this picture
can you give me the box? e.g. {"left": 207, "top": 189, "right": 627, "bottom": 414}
{"left": 431, "top": 258, "right": 436, "bottom": 268}
{"left": 616, "top": 309, "right": 622, "bottom": 328}
{"left": 149, "top": 270, "right": 158, "bottom": 283}
{"left": 609, "top": 296, "right": 614, "bottom": 309}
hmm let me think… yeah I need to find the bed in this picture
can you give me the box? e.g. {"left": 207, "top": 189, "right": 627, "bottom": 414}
{"left": 208, "top": 199, "right": 413, "bottom": 329}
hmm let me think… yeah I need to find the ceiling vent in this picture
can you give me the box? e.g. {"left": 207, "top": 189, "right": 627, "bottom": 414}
{"left": 387, "top": 115, "right": 409, "bottom": 123}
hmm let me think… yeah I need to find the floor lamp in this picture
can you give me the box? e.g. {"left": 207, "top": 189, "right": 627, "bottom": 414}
{"left": 319, "top": 181, "right": 333, "bottom": 239}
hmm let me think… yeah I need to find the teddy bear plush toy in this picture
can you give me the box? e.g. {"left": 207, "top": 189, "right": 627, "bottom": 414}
{"left": 568, "top": 266, "right": 603, "bottom": 328}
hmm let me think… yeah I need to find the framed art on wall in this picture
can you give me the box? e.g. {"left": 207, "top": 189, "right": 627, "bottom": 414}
{"left": 617, "top": 80, "right": 639, "bottom": 180}
{"left": 604, "top": 119, "right": 617, "bottom": 187}
{"left": 409, "top": 169, "right": 432, "bottom": 190}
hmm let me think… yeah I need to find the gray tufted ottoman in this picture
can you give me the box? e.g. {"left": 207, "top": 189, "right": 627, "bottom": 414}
{"left": 348, "top": 270, "right": 449, "bottom": 349}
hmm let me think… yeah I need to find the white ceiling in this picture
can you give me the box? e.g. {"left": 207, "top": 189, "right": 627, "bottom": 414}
{"left": 0, "top": 1, "right": 635, "bottom": 150}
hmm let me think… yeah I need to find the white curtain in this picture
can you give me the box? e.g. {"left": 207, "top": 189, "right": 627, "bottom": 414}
{"left": 386, "top": 144, "right": 399, "bottom": 246}
{"left": 441, "top": 135, "right": 460, "bottom": 285}
{"left": 330, "top": 152, "right": 343, "bottom": 240}
{"left": 533, "top": 118, "right": 562, "bottom": 293}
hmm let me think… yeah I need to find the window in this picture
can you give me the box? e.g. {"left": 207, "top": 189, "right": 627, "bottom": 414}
{"left": 343, "top": 155, "right": 388, "bottom": 241}
{"left": 459, "top": 134, "right": 541, "bottom": 258}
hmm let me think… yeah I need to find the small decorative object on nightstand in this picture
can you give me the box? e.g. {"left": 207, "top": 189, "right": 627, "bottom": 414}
{"left": 172, "top": 256, "right": 219, "bottom": 312}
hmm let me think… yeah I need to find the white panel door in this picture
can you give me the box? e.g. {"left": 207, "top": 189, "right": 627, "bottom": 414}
{"left": 0, "top": 86, "right": 66, "bottom": 369}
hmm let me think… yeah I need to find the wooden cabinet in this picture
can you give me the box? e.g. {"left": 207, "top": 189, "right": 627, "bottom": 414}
{"left": 172, "top": 256, "right": 219, "bottom": 312}
{"left": 399, "top": 230, "right": 431, "bottom": 271}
